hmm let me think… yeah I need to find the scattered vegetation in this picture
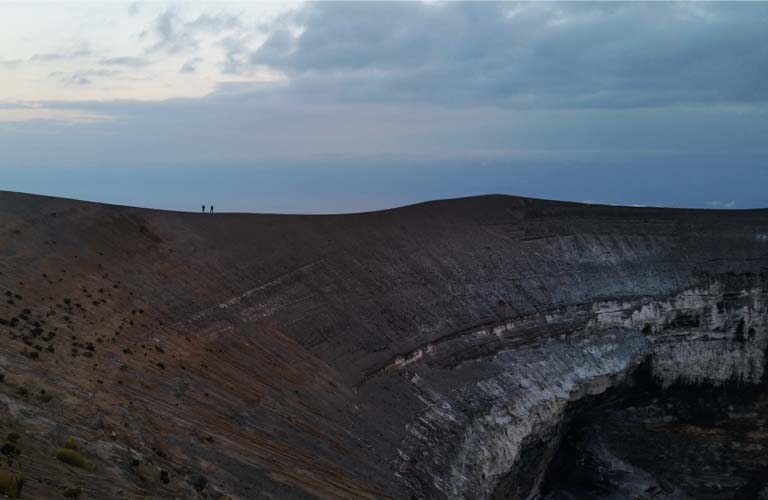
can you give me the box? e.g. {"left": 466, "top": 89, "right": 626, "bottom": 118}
{"left": 0, "top": 438, "right": 21, "bottom": 466}
{"left": 56, "top": 438, "right": 89, "bottom": 469}
{"left": 62, "top": 437, "right": 79, "bottom": 451}
{"left": 0, "top": 470, "right": 24, "bottom": 498}
{"left": 190, "top": 473, "right": 207, "bottom": 492}
{"left": 38, "top": 389, "right": 52, "bottom": 403}
{"left": 63, "top": 485, "right": 83, "bottom": 499}
{"left": 22, "top": 350, "right": 39, "bottom": 360}
{"left": 56, "top": 448, "right": 87, "bottom": 468}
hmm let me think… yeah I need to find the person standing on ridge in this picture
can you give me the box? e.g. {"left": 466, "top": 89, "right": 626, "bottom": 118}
{"left": 202, "top": 204, "right": 205, "bottom": 213}
{"left": 210, "top": 205, "right": 214, "bottom": 213}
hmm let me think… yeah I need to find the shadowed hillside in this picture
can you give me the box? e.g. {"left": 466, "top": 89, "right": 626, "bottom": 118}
{"left": 1, "top": 191, "right": 768, "bottom": 499}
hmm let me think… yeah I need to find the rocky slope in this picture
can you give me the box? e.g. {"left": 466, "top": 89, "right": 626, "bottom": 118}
{"left": 0, "top": 191, "right": 767, "bottom": 499}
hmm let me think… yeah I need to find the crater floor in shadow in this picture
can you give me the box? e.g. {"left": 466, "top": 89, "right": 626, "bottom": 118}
{"left": 536, "top": 365, "right": 768, "bottom": 500}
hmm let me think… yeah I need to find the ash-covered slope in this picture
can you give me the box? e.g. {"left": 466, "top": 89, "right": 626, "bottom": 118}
{"left": 1, "top": 191, "right": 767, "bottom": 499}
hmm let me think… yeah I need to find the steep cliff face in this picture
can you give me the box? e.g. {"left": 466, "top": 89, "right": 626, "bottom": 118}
{"left": 389, "top": 275, "right": 768, "bottom": 500}
{"left": 0, "top": 191, "right": 766, "bottom": 499}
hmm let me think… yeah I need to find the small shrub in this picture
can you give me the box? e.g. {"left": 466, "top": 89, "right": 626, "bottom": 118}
{"left": 38, "top": 390, "right": 53, "bottom": 403}
{"left": 190, "top": 473, "right": 207, "bottom": 492}
{"left": 63, "top": 485, "right": 83, "bottom": 499}
{"left": 62, "top": 437, "right": 79, "bottom": 451}
{"left": 55, "top": 448, "right": 87, "bottom": 468}
{"left": 0, "top": 442, "right": 20, "bottom": 465}
{"left": 0, "top": 470, "right": 24, "bottom": 498}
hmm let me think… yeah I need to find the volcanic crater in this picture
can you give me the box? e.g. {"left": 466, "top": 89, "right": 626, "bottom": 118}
{"left": 1, "top": 191, "right": 767, "bottom": 499}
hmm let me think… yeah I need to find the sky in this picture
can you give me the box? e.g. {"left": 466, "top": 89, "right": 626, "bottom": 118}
{"left": 1, "top": 1, "right": 767, "bottom": 213}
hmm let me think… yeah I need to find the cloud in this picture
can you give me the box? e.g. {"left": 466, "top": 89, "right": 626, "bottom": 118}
{"left": 50, "top": 69, "right": 122, "bottom": 86}
{"left": 30, "top": 43, "right": 92, "bottom": 63}
{"left": 0, "top": 59, "right": 23, "bottom": 69}
{"left": 144, "top": 8, "right": 243, "bottom": 54}
{"left": 237, "top": 2, "right": 768, "bottom": 109}
{"left": 179, "top": 57, "right": 203, "bottom": 74}
{"left": 0, "top": 104, "right": 111, "bottom": 124}
{"left": 706, "top": 200, "right": 737, "bottom": 209}
{"left": 219, "top": 34, "right": 255, "bottom": 75}
{"left": 140, "top": 8, "right": 192, "bottom": 54}
{"left": 187, "top": 12, "right": 241, "bottom": 32}
{"left": 0, "top": 103, "right": 34, "bottom": 110}
{"left": 99, "top": 56, "right": 151, "bottom": 68}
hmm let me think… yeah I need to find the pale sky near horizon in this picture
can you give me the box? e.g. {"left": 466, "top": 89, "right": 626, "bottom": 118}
{"left": 1, "top": 1, "right": 767, "bottom": 213}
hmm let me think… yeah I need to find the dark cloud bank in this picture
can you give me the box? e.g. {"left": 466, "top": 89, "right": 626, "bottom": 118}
{"left": 244, "top": 1, "right": 768, "bottom": 108}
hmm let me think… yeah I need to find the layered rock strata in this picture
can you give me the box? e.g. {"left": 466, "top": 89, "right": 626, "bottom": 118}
{"left": 0, "top": 191, "right": 766, "bottom": 499}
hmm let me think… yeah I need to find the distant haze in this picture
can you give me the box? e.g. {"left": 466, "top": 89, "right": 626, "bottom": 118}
{"left": 2, "top": 2, "right": 767, "bottom": 213}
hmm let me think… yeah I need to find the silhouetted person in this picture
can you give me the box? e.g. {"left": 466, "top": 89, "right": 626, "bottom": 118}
{"left": 210, "top": 205, "right": 214, "bottom": 213}
{"left": 202, "top": 204, "right": 205, "bottom": 213}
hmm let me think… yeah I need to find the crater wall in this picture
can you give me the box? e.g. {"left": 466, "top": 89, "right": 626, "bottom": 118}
{"left": 0, "top": 191, "right": 767, "bottom": 499}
